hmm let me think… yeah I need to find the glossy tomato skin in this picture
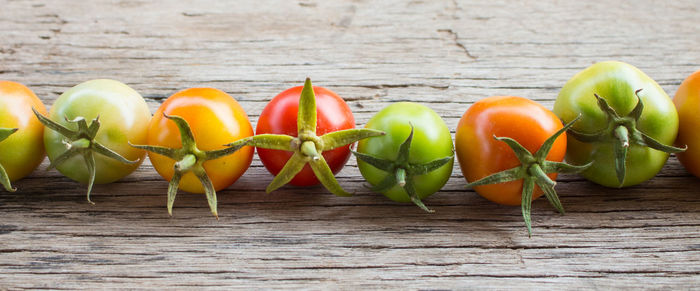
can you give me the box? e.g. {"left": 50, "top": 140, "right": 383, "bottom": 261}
{"left": 256, "top": 85, "right": 354, "bottom": 186}
{"left": 46, "top": 79, "right": 150, "bottom": 184}
{"left": 356, "top": 102, "right": 453, "bottom": 202}
{"left": 148, "top": 88, "right": 254, "bottom": 193}
{"left": 0, "top": 81, "right": 47, "bottom": 181}
{"left": 456, "top": 96, "right": 566, "bottom": 206}
{"left": 553, "top": 61, "right": 678, "bottom": 187}
{"left": 673, "top": 70, "right": 700, "bottom": 177}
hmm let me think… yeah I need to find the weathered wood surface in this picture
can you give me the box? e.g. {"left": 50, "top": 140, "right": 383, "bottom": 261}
{"left": 1, "top": 0, "right": 699, "bottom": 289}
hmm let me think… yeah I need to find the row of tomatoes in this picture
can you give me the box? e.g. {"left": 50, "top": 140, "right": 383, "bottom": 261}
{"left": 1, "top": 61, "right": 699, "bottom": 235}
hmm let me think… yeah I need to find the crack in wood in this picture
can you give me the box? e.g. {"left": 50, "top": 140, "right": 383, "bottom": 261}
{"left": 437, "top": 28, "right": 477, "bottom": 60}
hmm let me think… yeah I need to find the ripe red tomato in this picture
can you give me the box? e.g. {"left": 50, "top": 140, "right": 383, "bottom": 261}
{"left": 256, "top": 85, "right": 355, "bottom": 186}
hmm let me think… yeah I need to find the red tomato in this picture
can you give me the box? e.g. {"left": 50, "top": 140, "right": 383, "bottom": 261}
{"left": 256, "top": 85, "right": 355, "bottom": 186}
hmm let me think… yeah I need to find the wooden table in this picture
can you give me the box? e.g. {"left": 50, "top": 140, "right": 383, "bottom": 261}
{"left": 1, "top": 0, "right": 699, "bottom": 289}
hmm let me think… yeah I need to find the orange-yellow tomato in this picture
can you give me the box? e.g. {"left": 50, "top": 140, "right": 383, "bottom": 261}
{"left": 147, "top": 88, "right": 254, "bottom": 193}
{"left": 0, "top": 81, "right": 47, "bottom": 181}
{"left": 455, "top": 96, "right": 567, "bottom": 206}
{"left": 673, "top": 70, "right": 700, "bottom": 177}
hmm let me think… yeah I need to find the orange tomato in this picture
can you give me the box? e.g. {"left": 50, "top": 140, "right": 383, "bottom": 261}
{"left": 147, "top": 88, "right": 254, "bottom": 193}
{"left": 455, "top": 96, "right": 566, "bottom": 206}
{"left": 0, "top": 81, "right": 47, "bottom": 182}
{"left": 674, "top": 70, "right": 700, "bottom": 177}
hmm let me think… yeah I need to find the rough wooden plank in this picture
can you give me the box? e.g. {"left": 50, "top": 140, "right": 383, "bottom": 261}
{"left": 1, "top": 0, "right": 699, "bottom": 289}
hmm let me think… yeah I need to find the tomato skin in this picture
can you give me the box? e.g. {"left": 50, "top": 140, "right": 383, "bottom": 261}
{"left": 356, "top": 102, "right": 453, "bottom": 202}
{"left": 256, "top": 85, "right": 354, "bottom": 186}
{"left": 0, "top": 81, "right": 47, "bottom": 181}
{"left": 553, "top": 61, "right": 678, "bottom": 187}
{"left": 147, "top": 88, "right": 254, "bottom": 193}
{"left": 673, "top": 70, "right": 700, "bottom": 177}
{"left": 45, "top": 79, "right": 150, "bottom": 184}
{"left": 455, "top": 96, "right": 566, "bottom": 206}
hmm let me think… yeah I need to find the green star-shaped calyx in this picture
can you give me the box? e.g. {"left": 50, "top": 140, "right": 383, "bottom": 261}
{"left": 33, "top": 108, "right": 138, "bottom": 203}
{"left": 467, "top": 116, "right": 591, "bottom": 236}
{"left": 248, "top": 78, "right": 385, "bottom": 196}
{"left": 131, "top": 113, "right": 252, "bottom": 218}
{"left": 566, "top": 89, "right": 685, "bottom": 186}
{"left": 352, "top": 124, "right": 453, "bottom": 212}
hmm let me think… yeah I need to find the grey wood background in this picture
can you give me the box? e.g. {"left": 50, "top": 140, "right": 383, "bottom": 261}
{"left": 1, "top": 0, "right": 699, "bottom": 289}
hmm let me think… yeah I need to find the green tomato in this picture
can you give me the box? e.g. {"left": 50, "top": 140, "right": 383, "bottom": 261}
{"left": 43, "top": 79, "right": 151, "bottom": 197}
{"left": 553, "top": 61, "right": 681, "bottom": 187}
{"left": 354, "top": 102, "right": 453, "bottom": 212}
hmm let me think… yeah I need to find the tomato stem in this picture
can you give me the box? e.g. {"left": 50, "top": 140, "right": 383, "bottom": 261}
{"left": 176, "top": 154, "right": 197, "bottom": 172}
{"left": 396, "top": 168, "right": 407, "bottom": 187}
{"left": 529, "top": 163, "right": 555, "bottom": 188}
{"left": 72, "top": 138, "right": 91, "bottom": 149}
{"left": 300, "top": 141, "right": 320, "bottom": 161}
{"left": 614, "top": 126, "right": 629, "bottom": 148}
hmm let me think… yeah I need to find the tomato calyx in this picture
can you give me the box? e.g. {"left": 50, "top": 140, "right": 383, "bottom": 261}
{"left": 131, "top": 113, "right": 251, "bottom": 218}
{"left": 32, "top": 108, "right": 138, "bottom": 204}
{"left": 467, "top": 116, "right": 591, "bottom": 237}
{"left": 352, "top": 124, "right": 453, "bottom": 213}
{"left": 0, "top": 127, "right": 19, "bottom": 192}
{"left": 566, "top": 90, "right": 686, "bottom": 186}
{"left": 248, "top": 78, "right": 384, "bottom": 196}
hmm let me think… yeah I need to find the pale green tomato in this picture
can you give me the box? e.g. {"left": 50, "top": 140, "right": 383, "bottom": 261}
{"left": 45, "top": 79, "right": 151, "bottom": 184}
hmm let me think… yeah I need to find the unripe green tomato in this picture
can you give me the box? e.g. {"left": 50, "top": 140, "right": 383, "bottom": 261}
{"left": 356, "top": 102, "right": 453, "bottom": 203}
{"left": 45, "top": 79, "right": 151, "bottom": 184}
{"left": 553, "top": 61, "right": 678, "bottom": 187}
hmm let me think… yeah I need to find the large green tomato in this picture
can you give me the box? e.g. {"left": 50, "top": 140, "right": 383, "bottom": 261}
{"left": 42, "top": 79, "right": 151, "bottom": 201}
{"left": 553, "top": 61, "right": 681, "bottom": 187}
{"left": 354, "top": 102, "right": 453, "bottom": 212}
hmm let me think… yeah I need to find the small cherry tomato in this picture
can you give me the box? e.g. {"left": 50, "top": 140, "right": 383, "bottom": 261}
{"left": 553, "top": 61, "right": 682, "bottom": 187}
{"left": 353, "top": 102, "right": 453, "bottom": 212}
{"left": 34, "top": 79, "right": 151, "bottom": 202}
{"left": 133, "top": 88, "right": 254, "bottom": 217}
{"left": 0, "top": 81, "right": 47, "bottom": 191}
{"left": 252, "top": 78, "right": 383, "bottom": 196}
{"left": 456, "top": 96, "right": 588, "bottom": 236}
{"left": 673, "top": 70, "right": 700, "bottom": 177}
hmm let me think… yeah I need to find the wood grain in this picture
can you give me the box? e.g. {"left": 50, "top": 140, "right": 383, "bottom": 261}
{"left": 1, "top": 0, "right": 699, "bottom": 289}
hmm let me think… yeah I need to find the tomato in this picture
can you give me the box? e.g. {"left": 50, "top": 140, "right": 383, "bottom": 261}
{"left": 553, "top": 61, "right": 683, "bottom": 187}
{"left": 673, "top": 70, "right": 700, "bottom": 177}
{"left": 456, "top": 96, "right": 588, "bottom": 236}
{"left": 0, "top": 81, "right": 47, "bottom": 191}
{"left": 353, "top": 102, "right": 453, "bottom": 212}
{"left": 252, "top": 78, "right": 383, "bottom": 196}
{"left": 34, "top": 79, "right": 151, "bottom": 202}
{"left": 132, "top": 87, "right": 254, "bottom": 217}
